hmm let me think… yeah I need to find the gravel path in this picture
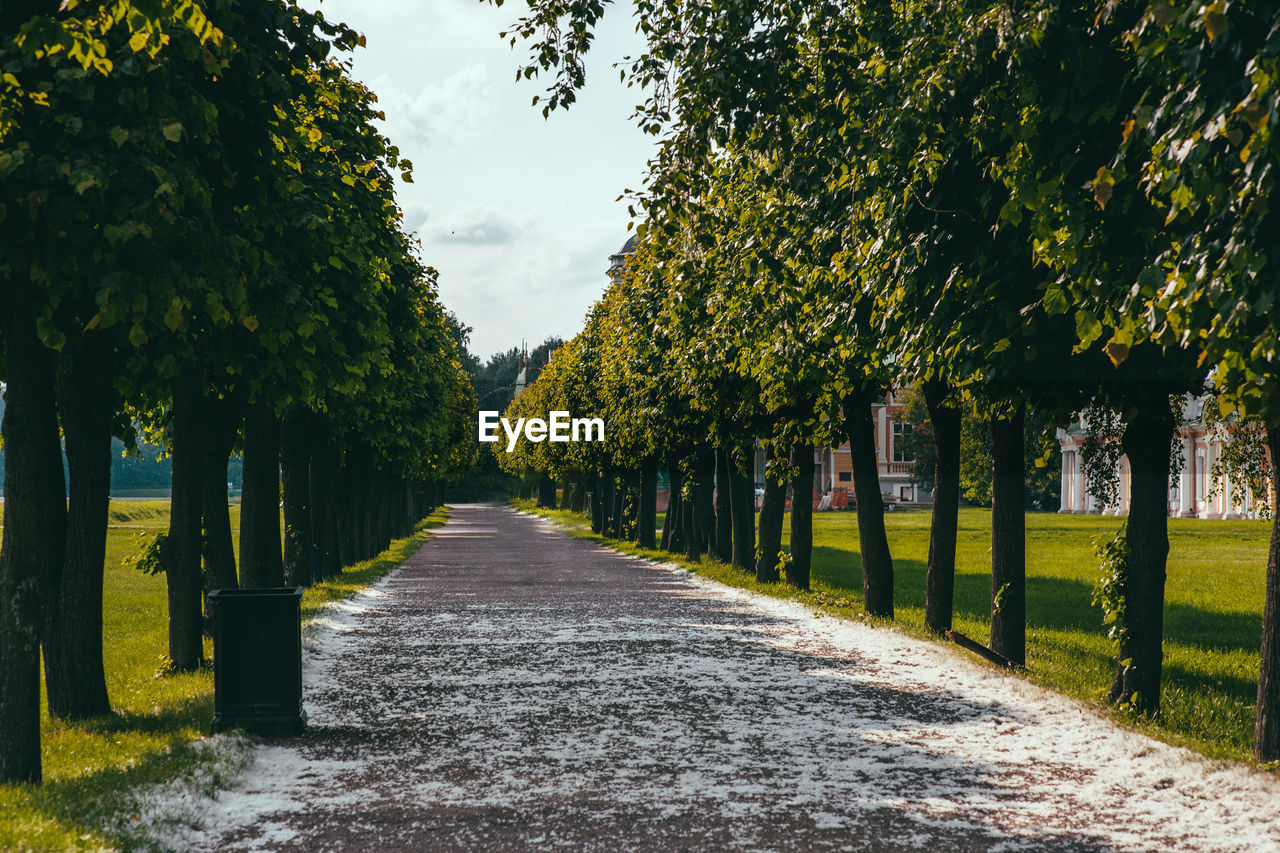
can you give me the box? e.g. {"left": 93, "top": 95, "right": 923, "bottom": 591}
{"left": 182, "top": 503, "right": 1280, "bottom": 851}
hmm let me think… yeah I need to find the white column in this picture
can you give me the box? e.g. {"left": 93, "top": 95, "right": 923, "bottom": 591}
{"left": 1178, "top": 435, "right": 1196, "bottom": 517}
{"left": 1118, "top": 456, "right": 1130, "bottom": 516}
{"left": 1073, "top": 451, "right": 1086, "bottom": 513}
{"left": 1059, "top": 449, "right": 1072, "bottom": 512}
{"left": 1223, "top": 471, "right": 1240, "bottom": 519}
{"left": 1203, "top": 442, "right": 1221, "bottom": 519}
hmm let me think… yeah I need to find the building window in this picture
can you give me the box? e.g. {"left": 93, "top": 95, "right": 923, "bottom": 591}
{"left": 900, "top": 485, "right": 913, "bottom": 501}
{"left": 892, "top": 422, "right": 914, "bottom": 463}
{"left": 838, "top": 471, "right": 851, "bottom": 482}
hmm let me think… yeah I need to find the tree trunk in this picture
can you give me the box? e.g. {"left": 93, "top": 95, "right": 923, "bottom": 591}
{"left": 729, "top": 440, "right": 756, "bottom": 571}
{"left": 199, "top": 392, "right": 241, "bottom": 601}
{"left": 661, "top": 468, "right": 682, "bottom": 551}
{"left": 788, "top": 443, "right": 814, "bottom": 590}
{"left": 590, "top": 476, "right": 604, "bottom": 534}
{"left": 990, "top": 405, "right": 1026, "bottom": 667}
{"left": 691, "top": 447, "right": 716, "bottom": 559}
{"left": 682, "top": 461, "right": 700, "bottom": 560}
{"left": 311, "top": 442, "right": 342, "bottom": 579}
{"left": 601, "top": 474, "right": 615, "bottom": 538}
{"left": 571, "top": 479, "right": 587, "bottom": 513}
{"left": 281, "top": 413, "right": 313, "bottom": 587}
{"left": 756, "top": 443, "right": 786, "bottom": 583}
{"left": 715, "top": 448, "right": 734, "bottom": 563}
{"left": 560, "top": 480, "right": 575, "bottom": 511}
{"left": 1254, "top": 424, "right": 1280, "bottom": 761}
{"left": 44, "top": 338, "right": 113, "bottom": 720}
{"left": 537, "top": 474, "right": 557, "bottom": 509}
{"left": 923, "top": 380, "right": 961, "bottom": 633}
{"left": 239, "top": 400, "right": 283, "bottom": 588}
{"left": 1109, "top": 398, "right": 1175, "bottom": 713}
{"left": 0, "top": 291, "right": 68, "bottom": 783}
{"left": 843, "top": 388, "right": 894, "bottom": 618}
{"left": 638, "top": 460, "right": 657, "bottom": 549}
{"left": 165, "top": 374, "right": 205, "bottom": 672}
{"left": 611, "top": 479, "right": 626, "bottom": 539}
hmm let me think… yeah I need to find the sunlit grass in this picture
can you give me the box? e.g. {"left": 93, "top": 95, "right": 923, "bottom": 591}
{"left": 516, "top": 499, "right": 1273, "bottom": 766}
{"left": 0, "top": 501, "right": 447, "bottom": 852}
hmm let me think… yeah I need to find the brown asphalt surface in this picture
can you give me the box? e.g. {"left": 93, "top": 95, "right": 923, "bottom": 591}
{"left": 194, "top": 504, "right": 1275, "bottom": 852}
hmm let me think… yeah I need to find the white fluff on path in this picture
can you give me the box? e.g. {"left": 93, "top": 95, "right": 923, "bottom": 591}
{"left": 127, "top": 506, "right": 1280, "bottom": 851}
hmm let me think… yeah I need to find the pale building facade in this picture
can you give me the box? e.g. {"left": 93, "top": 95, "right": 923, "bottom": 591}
{"left": 1056, "top": 397, "right": 1273, "bottom": 518}
{"left": 757, "top": 390, "right": 927, "bottom": 507}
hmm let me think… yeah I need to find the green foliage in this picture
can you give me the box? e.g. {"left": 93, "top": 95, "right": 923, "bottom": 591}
{"left": 1203, "top": 401, "right": 1274, "bottom": 518}
{"left": 1093, "top": 525, "right": 1129, "bottom": 650}
{"left": 122, "top": 530, "right": 168, "bottom": 576}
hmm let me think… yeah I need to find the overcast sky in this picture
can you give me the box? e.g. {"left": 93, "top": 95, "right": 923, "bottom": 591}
{"left": 303, "top": 0, "right": 656, "bottom": 361}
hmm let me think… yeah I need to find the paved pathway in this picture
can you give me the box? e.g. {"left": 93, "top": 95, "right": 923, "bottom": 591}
{"left": 188, "top": 504, "right": 1280, "bottom": 851}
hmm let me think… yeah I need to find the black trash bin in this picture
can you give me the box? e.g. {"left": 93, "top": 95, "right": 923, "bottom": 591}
{"left": 208, "top": 587, "right": 307, "bottom": 736}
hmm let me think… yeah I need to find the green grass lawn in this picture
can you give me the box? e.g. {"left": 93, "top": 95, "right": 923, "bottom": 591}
{"left": 0, "top": 501, "right": 447, "bottom": 852}
{"left": 519, "top": 500, "right": 1274, "bottom": 766}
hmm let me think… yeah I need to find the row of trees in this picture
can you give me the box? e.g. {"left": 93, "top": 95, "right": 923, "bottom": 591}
{"left": 494, "top": 0, "right": 1280, "bottom": 760}
{"left": 1, "top": 3, "right": 475, "bottom": 784}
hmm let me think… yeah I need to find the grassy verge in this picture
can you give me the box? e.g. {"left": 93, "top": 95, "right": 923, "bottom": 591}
{"left": 514, "top": 499, "right": 1273, "bottom": 767}
{"left": 0, "top": 502, "right": 447, "bottom": 852}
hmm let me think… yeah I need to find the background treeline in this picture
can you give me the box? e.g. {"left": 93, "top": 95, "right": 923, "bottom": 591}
{"left": 448, "top": 336, "right": 564, "bottom": 501}
{"left": 496, "top": 0, "right": 1280, "bottom": 763}
{"left": 1, "top": 2, "right": 475, "bottom": 784}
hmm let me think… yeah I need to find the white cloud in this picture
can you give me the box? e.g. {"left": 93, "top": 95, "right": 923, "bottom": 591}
{"left": 303, "top": 0, "right": 657, "bottom": 357}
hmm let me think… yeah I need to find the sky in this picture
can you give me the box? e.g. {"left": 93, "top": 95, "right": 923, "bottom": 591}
{"left": 302, "top": 0, "right": 658, "bottom": 361}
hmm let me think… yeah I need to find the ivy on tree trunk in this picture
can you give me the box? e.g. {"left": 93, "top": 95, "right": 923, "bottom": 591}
{"left": 1110, "top": 398, "right": 1175, "bottom": 714}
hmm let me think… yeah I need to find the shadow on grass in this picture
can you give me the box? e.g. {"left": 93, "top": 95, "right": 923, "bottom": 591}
{"left": 809, "top": 544, "right": 1265, "bottom": 656}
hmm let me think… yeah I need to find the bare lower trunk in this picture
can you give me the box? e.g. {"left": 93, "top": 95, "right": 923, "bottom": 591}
{"left": 662, "top": 468, "right": 683, "bottom": 552}
{"left": 729, "top": 440, "right": 756, "bottom": 571}
{"left": 715, "top": 449, "right": 733, "bottom": 563}
{"left": 239, "top": 400, "right": 283, "bottom": 588}
{"left": 788, "top": 443, "right": 814, "bottom": 590}
{"left": 1255, "top": 424, "right": 1280, "bottom": 761}
{"left": 537, "top": 474, "right": 557, "bottom": 509}
{"left": 756, "top": 443, "right": 786, "bottom": 583}
{"left": 0, "top": 288, "right": 68, "bottom": 782}
{"left": 990, "top": 405, "right": 1026, "bottom": 667}
{"left": 1109, "top": 398, "right": 1175, "bottom": 714}
{"left": 281, "top": 413, "right": 314, "bottom": 587}
{"left": 44, "top": 337, "right": 113, "bottom": 720}
{"left": 638, "top": 460, "right": 657, "bottom": 549}
{"left": 843, "top": 388, "right": 894, "bottom": 618}
{"left": 923, "top": 380, "right": 960, "bottom": 633}
{"left": 166, "top": 374, "right": 205, "bottom": 672}
{"left": 200, "top": 391, "right": 242, "bottom": 600}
